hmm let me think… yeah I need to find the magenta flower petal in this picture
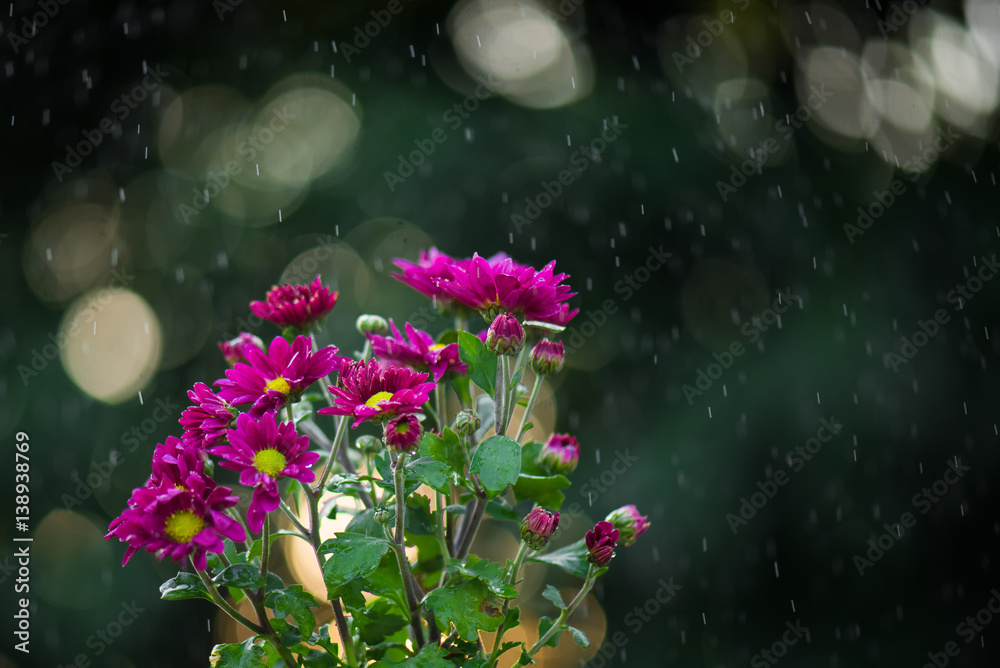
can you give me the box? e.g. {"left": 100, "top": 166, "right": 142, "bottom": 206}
{"left": 211, "top": 412, "right": 316, "bottom": 534}
{"left": 317, "top": 358, "right": 436, "bottom": 428}
{"left": 367, "top": 319, "right": 468, "bottom": 382}
{"left": 250, "top": 275, "right": 339, "bottom": 331}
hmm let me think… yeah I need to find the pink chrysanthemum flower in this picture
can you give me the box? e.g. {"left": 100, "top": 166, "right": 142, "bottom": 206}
{"left": 148, "top": 435, "right": 208, "bottom": 489}
{"left": 434, "top": 254, "right": 577, "bottom": 323}
{"left": 210, "top": 413, "right": 319, "bottom": 534}
{"left": 215, "top": 335, "right": 339, "bottom": 418}
{"left": 180, "top": 383, "right": 237, "bottom": 450}
{"left": 392, "top": 249, "right": 513, "bottom": 311}
{"left": 218, "top": 333, "right": 264, "bottom": 367}
{"left": 317, "top": 359, "right": 436, "bottom": 428}
{"left": 106, "top": 474, "right": 246, "bottom": 570}
{"left": 367, "top": 319, "right": 468, "bottom": 382}
{"left": 520, "top": 507, "right": 559, "bottom": 549}
{"left": 250, "top": 275, "right": 339, "bottom": 331}
{"left": 538, "top": 433, "right": 581, "bottom": 475}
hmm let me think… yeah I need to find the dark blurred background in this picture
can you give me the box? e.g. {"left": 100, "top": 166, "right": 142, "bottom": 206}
{"left": 3, "top": 0, "right": 1000, "bottom": 665}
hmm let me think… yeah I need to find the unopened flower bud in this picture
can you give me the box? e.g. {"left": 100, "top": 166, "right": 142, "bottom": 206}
{"left": 374, "top": 505, "right": 391, "bottom": 525}
{"left": 530, "top": 339, "right": 565, "bottom": 376}
{"left": 452, "top": 409, "right": 481, "bottom": 437}
{"left": 356, "top": 435, "right": 383, "bottom": 454}
{"left": 585, "top": 520, "right": 619, "bottom": 567}
{"left": 520, "top": 507, "right": 559, "bottom": 549}
{"left": 356, "top": 314, "right": 389, "bottom": 336}
{"left": 604, "top": 505, "right": 650, "bottom": 547}
{"left": 218, "top": 332, "right": 264, "bottom": 367}
{"left": 485, "top": 313, "right": 524, "bottom": 356}
{"left": 538, "top": 433, "right": 580, "bottom": 475}
{"left": 384, "top": 414, "right": 421, "bottom": 453}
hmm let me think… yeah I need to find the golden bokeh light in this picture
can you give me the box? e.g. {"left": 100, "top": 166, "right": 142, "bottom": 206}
{"left": 59, "top": 287, "right": 162, "bottom": 404}
{"left": 34, "top": 510, "right": 113, "bottom": 609}
{"left": 448, "top": 0, "right": 593, "bottom": 109}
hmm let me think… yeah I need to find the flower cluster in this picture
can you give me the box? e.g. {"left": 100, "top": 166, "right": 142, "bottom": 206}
{"left": 105, "top": 253, "right": 653, "bottom": 667}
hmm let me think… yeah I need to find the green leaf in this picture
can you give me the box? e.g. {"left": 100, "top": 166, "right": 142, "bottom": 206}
{"left": 265, "top": 584, "right": 319, "bottom": 639}
{"left": 424, "top": 578, "right": 505, "bottom": 642}
{"left": 511, "top": 474, "right": 571, "bottom": 510}
{"left": 382, "top": 643, "right": 453, "bottom": 667}
{"left": 537, "top": 616, "right": 560, "bottom": 648}
{"left": 362, "top": 552, "right": 408, "bottom": 611}
{"left": 405, "top": 457, "right": 450, "bottom": 494}
{"left": 567, "top": 625, "right": 590, "bottom": 648}
{"left": 458, "top": 330, "right": 497, "bottom": 396}
{"left": 519, "top": 647, "right": 534, "bottom": 665}
{"left": 213, "top": 564, "right": 265, "bottom": 590}
{"left": 485, "top": 497, "right": 520, "bottom": 522}
{"left": 528, "top": 538, "right": 590, "bottom": 579}
{"left": 268, "top": 617, "right": 303, "bottom": 647}
{"left": 519, "top": 442, "right": 547, "bottom": 477}
{"left": 345, "top": 508, "right": 383, "bottom": 537}
{"left": 292, "top": 398, "right": 315, "bottom": 424}
{"left": 446, "top": 555, "right": 517, "bottom": 598}
{"left": 320, "top": 534, "right": 391, "bottom": 598}
{"left": 541, "top": 585, "right": 566, "bottom": 610}
{"left": 159, "top": 572, "right": 213, "bottom": 602}
{"left": 509, "top": 366, "right": 524, "bottom": 391}
{"left": 355, "top": 598, "right": 409, "bottom": 646}
{"left": 524, "top": 320, "right": 565, "bottom": 333}
{"left": 208, "top": 638, "right": 268, "bottom": 667}
{"left": 265, "top": 571, "right": 285, "bottom": 593}
{"left": 418, "top": 428, "right": 465, "bottom": 477}
{"left": 471, "top": 435, "right": 521, "bottom": 496}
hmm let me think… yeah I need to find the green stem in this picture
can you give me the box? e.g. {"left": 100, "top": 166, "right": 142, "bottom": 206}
{"left": 258, "top": 514, "right": 270, "bottom": 598}
{"left": 314, "top": 414, "right": 349, "bottom": 494}
{"left": 436, "top": 383, "right": 448, "bottom": 432}
{"left": 306, "top": 482, "right": 359, "bottom": 668}
{"left": 528, "top": 564, "right": 598, "bottom": 656}
{"left": 390, "top": 450, "right": 425, "bottom": 648}
{"left": 194, "top": 566, "right": 264, "bottom": 634}
{"left": 278, "top": 498, "right": 310, "bottom": 537}
{"left": 486, "top": 541, "right": 531, "bottom": 665}
{"left": 515, "top": 373, "right": 542, "bottom": 442}
{"left": 455, "top": 495, "right": 486, "bottom": 560}
{"left": 494, "top": 355, "right": 508, "bottom": 437}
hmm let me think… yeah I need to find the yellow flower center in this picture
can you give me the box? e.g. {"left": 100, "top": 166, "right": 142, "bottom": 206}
{"left": 394, "top": 421, "right": 411, "bottom": 434}
{"left": 164, "top": 510, "right": 206, "bottom": 543}
{"left": 429, "top": 343, "right": 446, "bottom": 351}
{"left": 253, "top": 448, "right": 287, "bottom": 477}
{"left": 265, "top": 376, "right": 291, "bottom": 395}
{"left": 365, "top": 391, "right": 394, "bottom": 409}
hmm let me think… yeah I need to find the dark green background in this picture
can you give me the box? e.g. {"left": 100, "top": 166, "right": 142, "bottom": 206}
{"left": 3, "top": 0, "right": 999, "bottom": 666}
